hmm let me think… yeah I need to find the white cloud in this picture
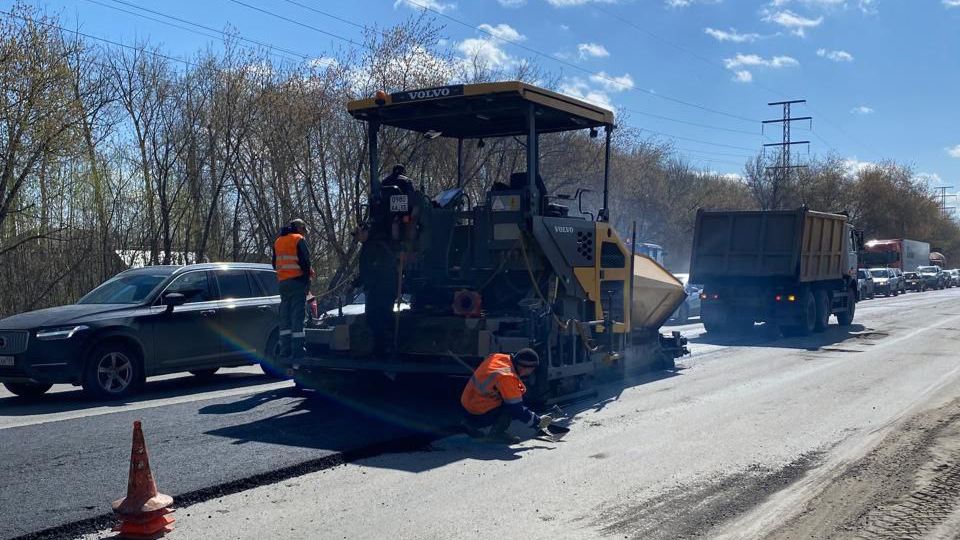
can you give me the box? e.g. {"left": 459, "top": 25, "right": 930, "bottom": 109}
{"left": 844, "top": 158, "right": 873, "bottom": 175}
{"left": 945, "top": 0, "right": 960, "bottom": 7}
{"left": 560, "top": 24, "right": 570, "bottom": 30}
{"left": 816, "top": 48, "right": 854, "bottom": 62}
{"left": 559, "top": 78, "right": 614, "bottom": 109}
{"left": 578, "top": 42, "right": 610, "bottom": 59}
{"left": 764, "top": 10, "right": 824, "bottom": 37}
{"left": 705, "top": 27, "right": 763, "bottom": 43}
{"left": 308, "top": 57, "right": 338, "bottom": 69}
{"left": 917, "top": 172, "right": 945, "bottom": 185}
{"left": 667, "top": 0, "right": 722, "bottom": 7}
{"left": 393, "top": 0, "right": 456, "bottom": 12}
{"left": 477, "top": 23, "right": 525, "bottom": 42}
{"left": 772, "top": 0, "right": 844, "bottom": 5}
{"left": 545, "top": 0, "right": 617, "bottom": 6}
{"left": 457, "top": 38, "right": 513, "bottom": 67}
{"left": 772, "top": 0, "right": 877, "bottom": 11}
{"left": 497, "top": 0, "right": 526, "bottom": 6}
{"left": 733, "top": 70, "right": 753, "bottom": 83}
{"left": 723, "top": 53, "right": 798, "bottom": 83}
{"left": 723, "top": 53, "right": 799, "bottom": 68}
{"left": 589, "top": 71, "right": 634, "bottom": 92}
{"left": 850, "top": 106, "right": 874, "bottom": 115}
{"left": 455, "top": 23, "right": 525, "bottom": 69}
{"left": 947, "top": 144, "right": 960, "bottom": 158}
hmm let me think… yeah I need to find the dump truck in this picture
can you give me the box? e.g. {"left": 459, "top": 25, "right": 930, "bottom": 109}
{"left": 689, "top": 208, "right": 861, "bottom": 336}
{"left": 279, "top": 81, "right": 688, "bottom": 406}
{"left": 861, "top": 238, "right": 930, "bottom": 272}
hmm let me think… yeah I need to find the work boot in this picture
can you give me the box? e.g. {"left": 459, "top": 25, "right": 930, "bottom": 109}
{"left": 484, "top": 430, "right": 521, "bottom": 445}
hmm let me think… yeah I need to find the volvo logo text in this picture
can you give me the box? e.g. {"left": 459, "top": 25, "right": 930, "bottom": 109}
{"left": 407, "top": 88, "right": 449, "bottom": 100}
{"left": 554, "top": 226, "right": 574, "bottom": 233}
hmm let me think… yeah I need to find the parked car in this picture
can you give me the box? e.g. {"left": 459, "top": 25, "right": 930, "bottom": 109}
{"left": 669, "top": 273, "right": 702, "bottom": 324}
{"left": 945, "top": 269, "right": 960, "bottom": 288}
{"left": 868, "top": 268, "right": 900, "bottom": 297}
{"left": 890, "top": 268, "right": 907, "bottom": 294}
{"left": 903, "top": 271, "right": 926, "bottom": 292}
{"left": 0, "top": 263, "right": 281, "bottom": 399}
{"left": 857, "top": 268, "right": 875, "bottom": 300}
{"left": 918, "top": 265, "right": 946, "bottom": 290}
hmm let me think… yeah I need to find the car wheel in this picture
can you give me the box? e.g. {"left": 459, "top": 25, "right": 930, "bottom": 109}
{"left": 259, "top": 331, "right": 288, "bottom": 379}
{"left": 82, "top": 342, "right": 142, "bottom": 400}
{"left": 189, "top": 368, "right": 219, "bottom": 379}
{"left": 3, "top": 382, "right": 53, "bottom": 398}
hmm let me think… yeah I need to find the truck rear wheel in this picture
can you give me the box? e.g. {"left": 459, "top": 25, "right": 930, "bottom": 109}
{"left": 783, "top": 291, "right": 816, "bottom": 337}
{"left": 814, "top": 290, "right": 830, "bottom": 332}
{"left": 837, "top": 289, "right": 856, "bottom": 326}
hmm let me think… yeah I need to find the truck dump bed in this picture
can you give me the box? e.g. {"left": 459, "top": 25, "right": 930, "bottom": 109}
{"left": 690, "top": 208, "right": 848, "bottom": 284}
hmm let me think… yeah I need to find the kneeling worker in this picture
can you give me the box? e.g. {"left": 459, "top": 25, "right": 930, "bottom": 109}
{"left": 460, "top": 348, "right": 545, "bottom": 443}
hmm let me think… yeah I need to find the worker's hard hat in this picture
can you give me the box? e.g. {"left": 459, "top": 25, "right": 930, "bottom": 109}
{"left": 513, "top": 348, "right": 540, "bottom": 368}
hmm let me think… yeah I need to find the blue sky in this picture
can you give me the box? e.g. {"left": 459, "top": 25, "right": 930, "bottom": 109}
{"left": 14, "top": 0, "right": 960, "bottom": 185}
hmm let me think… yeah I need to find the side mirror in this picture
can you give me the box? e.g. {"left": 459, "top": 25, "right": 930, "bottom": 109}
{"left": 163, "top": 293, "right": 186, "bottom": 312}
{"left": 575, "top": 188, "right": 595, "bottom": 222}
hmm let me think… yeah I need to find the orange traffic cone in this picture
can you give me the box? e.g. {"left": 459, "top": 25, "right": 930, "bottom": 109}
{"left": 112, "top": 421, "right": 175, "bottom": 539}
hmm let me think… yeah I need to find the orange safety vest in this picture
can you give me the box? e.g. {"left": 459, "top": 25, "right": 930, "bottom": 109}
{"left": 274, "top": 233, "right": 304, "bottom": 281}
{"left": 461, "top": 353, "right": 527, "bottom": 415}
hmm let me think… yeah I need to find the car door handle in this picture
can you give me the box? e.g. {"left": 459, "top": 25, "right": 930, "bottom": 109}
{"left": 200, "top": 310, "right": 217, "bottom": 317}
{"left": 257, "top": 305, "right": 271, "bottom": 311}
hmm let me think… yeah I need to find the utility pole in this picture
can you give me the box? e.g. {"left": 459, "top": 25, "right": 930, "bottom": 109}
{"left": 936, "top": 185, "right": 955, "bottom": 213}
{"left": 762, "top": 100, "right": 811, "bottom": 183}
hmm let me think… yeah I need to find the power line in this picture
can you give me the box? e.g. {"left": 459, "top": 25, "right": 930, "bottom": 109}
{"left": 83, "top": 0, "right": 314, "bottom": 63}
{"left": 222, "top": 0, "right": 768, "bottom": 149}
{"left": 3, "top": 9, "right": 200, "bottom": 68}
{"left": 590, "top": 4, "right": 860, "bottom": 152}
{"left": 621, "top": 107, "right": 763, "bottom": 137}
{"left": 674, "top": 147, "right": 754, "bottom": 159}
{"left": 64, "top": 0, "right": 765, "bottom": 155}
{"left": 83, "top": 0, "right": 222, "bottom": 42}
{"left": 278, "top": 0, "right": 366, "bottom": 32}
{"left": 397, "top": 0, "right": 759, "bottom": 124}
{"left": 639, "top": 129, "right": 757, "bottom": 151}
{"left": 225, "top": 0, "right": 362, "bottom": 48}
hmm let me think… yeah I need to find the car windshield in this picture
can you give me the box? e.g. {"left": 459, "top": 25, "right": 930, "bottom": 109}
{"left": 77, "top": 273, "right": 169, "bottom": 304}
{"left": 869, "top": 269, "right": 887, "bottom": 278}
{"left": 858, "top": 270, "right": 869, "bottom": 278}
{"left": 905, "top": 272, "right": 919, "bottom": 278}
{"left": 918, "top": 266, "right": 938, "bottom": 273}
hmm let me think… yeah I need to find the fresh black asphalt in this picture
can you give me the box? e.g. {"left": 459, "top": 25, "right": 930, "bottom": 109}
{"left": 0, "top": 374, "right": 462, "bottom": 540}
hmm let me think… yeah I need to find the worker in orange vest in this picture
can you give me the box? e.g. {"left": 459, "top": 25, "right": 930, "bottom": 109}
{"left": 460, "top": 348, "right": 545, "bottom": 443}
{"left": 272, "top": 219, "right": 314, "bottom": 360}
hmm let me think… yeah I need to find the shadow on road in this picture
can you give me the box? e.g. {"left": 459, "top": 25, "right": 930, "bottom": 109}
{"left": 688, "top": 323, "right": 871, "bottom": 351}
{"left": 0, "top": 370, "right": 279, "bottom": 416}
{"left": 199, "top": 365, "right": 682, "bottom": 472}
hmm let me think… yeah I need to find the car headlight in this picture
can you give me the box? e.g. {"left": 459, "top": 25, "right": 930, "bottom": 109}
{"left": 36, "top": 325, "right": 89, "bottom": 340}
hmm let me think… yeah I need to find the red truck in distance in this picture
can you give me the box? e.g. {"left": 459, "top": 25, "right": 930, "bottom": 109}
{"left": 861, "top": 239, "right": 930, "bottom": 272}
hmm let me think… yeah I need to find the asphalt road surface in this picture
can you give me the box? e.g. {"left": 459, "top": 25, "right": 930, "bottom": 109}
{"left": 5, "top": 288, "right": 960, "bottom": 539}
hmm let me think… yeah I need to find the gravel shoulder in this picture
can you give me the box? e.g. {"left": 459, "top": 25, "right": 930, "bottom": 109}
{"left": 759, "top": 395, "right": 960, "bottom": 540}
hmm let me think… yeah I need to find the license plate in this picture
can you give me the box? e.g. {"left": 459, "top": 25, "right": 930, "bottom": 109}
{"left": 389, "top": 195, "right": 408, "bottom": 212}
{"left": 0, "top": 356, "right": 13, "bottom": 366}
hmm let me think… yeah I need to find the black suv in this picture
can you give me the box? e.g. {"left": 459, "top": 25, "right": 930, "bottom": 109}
{"left": 0, "top": 263, "right": 281, "bottom": 399}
